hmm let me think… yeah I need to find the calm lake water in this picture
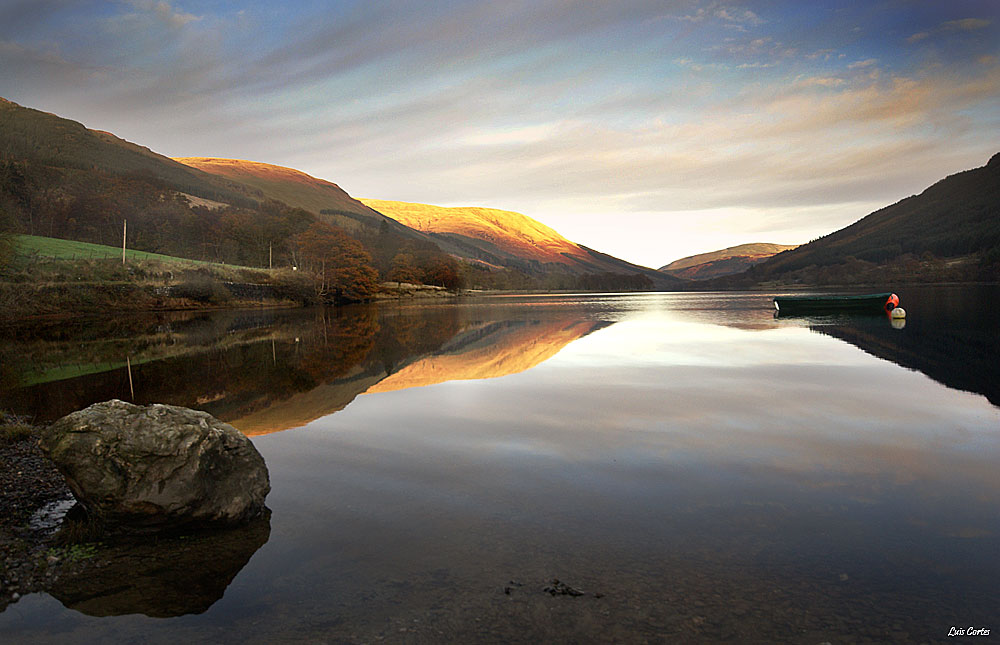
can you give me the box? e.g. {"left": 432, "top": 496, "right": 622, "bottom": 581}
{"left": 2, "top": 286, "right": 999, "bottom": 643}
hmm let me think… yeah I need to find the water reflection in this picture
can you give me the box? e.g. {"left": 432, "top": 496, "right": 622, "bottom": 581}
{"left": 1, "top": 290, "right": 999, "bottom": 642}
{"left": 1, "top": 289, "right": 997, "bottom": 427}
{"left": 50, "top": 510, "right": 271, "bottom": 618}
{"left": 664, "top": 287, "right": 1000, "bottom": 407}
{"left": 809, "top": 285, "right": 1000, "bottom": 407}
{"left": 0, "top": 303, "right": 610, "bottom": 435}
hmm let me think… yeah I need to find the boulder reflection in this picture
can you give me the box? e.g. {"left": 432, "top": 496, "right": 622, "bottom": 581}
{"left": 50, "top": 509, "right": 271, "bottom": 618}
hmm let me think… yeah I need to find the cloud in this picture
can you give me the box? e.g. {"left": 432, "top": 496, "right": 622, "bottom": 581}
{"left": 673, "top": 56, "right": 728, "bottom": 72}
{"left": 674, "top": 7, "right": 710, "bottom": 23}
{"left": 713, "top": 6, "right": 764, "bottom": 25}
{"left": 941, "top": 18, "right": 991, "bottom": 32}
{"left": 796, "top": 76, "right": 845, "bottom": 88}
{"left": 322, "top": 59, "right": 999, "bottom": 228}
{"left": 908, "top": 16, "right": 992, "bottom": 43}
{"left": 126, "top": 1, "right": 201, "bottom": 28}
{"left": 847, "top": 58, "right": 877, "bottom": 69}
{"left": 456, "top": 124, "right": 561, "bottom": 147}
{"left": 805, "top": 49, "right": 836, "bottom": 60}
{"left": 673, "top": 3, "right": 765, "bottom": 25}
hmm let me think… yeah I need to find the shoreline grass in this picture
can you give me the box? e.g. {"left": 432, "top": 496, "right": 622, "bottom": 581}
{"left": 0, "top": 412, "right": 37, "bottom": 444}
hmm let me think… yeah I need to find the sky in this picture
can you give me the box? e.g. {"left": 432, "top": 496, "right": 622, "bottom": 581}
{"left": 1, "top": 1, "right": 998, "bottom": 267}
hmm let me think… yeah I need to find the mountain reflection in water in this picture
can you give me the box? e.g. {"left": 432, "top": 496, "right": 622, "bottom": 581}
{"left": 0, "top": 302, "right": 609, "bottom": 435}
{"left": 809, "top": 285, "right": 1000, "bottom": 407}
{"left": 664, "top": 285, "right": 1000, "bottom": 408}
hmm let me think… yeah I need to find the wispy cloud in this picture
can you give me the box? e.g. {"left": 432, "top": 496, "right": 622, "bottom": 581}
{"left": 795, "top": 75, "right": 845, "bottom": 88}
{"left": 673, "top": 3, "right": 765, "bottom": 26}
{"left": 713, "top": 6, "right": 764, "bottom": 26}
{"left": 126, "top": 0, "right": 201, "bottom": 28}
{"left": 908, "top": 16, "right": 991, "bottom": 43}
{"left": 847, "top": 58, "right": 878, "bottom": 69}
{"left": 942, "top": 17, "right": 991, "bottom": 32}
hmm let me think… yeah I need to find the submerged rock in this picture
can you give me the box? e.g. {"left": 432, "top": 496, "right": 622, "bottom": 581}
{"left": 543, "top": 578, "right": 586, "bottom": 597}
{"left": 39, "top": 400, "right": 269, "bottom": 530}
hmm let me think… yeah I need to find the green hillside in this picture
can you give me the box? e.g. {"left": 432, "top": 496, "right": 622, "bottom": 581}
{"left": 15, "top": 235, "right": 217, "bottom": 265}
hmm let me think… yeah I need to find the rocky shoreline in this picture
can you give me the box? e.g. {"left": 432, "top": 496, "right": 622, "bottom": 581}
{"left": 0, "top": 419, "right": 74, "bottom": 612}
{"left": 1, "top": 404, "right": 275, "bottom": 618}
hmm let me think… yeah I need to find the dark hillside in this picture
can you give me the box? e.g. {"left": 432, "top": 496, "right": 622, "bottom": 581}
{"left": 0, "top": 98, "right": 257, "bottom": 206}
{"left": 746, "top": 153, "right": 1000, "bottom": 283}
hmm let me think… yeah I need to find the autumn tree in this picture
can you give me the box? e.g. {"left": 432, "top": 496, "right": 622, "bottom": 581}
{"left": 295, "top": 221, "right": 379, "bottom": 302}
{"left": 387, "top": 252, "right": 420, "bottom": 286}
{"left": 419, "top": 255, "right": 462, "bottom": 290}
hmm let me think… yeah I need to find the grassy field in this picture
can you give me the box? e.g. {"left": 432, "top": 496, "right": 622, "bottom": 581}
{"left": 0, "top": 235, "right": 318, "bottom": 319}
{"left": 15, "top": 235, "right": 216, "bottom": 265}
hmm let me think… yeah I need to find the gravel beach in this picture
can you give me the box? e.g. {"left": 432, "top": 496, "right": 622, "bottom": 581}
{"left": 0, "top": 422, "right": 74, "bottom": 612}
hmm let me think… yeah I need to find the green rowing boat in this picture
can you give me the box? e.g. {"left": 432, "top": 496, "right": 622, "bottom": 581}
{"left": 773, "top": 292, "right": 899, "bottom": 315}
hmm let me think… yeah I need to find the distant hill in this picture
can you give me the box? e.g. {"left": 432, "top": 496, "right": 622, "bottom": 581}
{"left": 0, "top": 98, "right": 256, "bottom": 206}
{"left": 735, "top": 153, "right": 1000, "bottom": 285}
{"left": 360, "top": 199, "right": 681, "bottom": 287}
{"left": 660, "top": 243, "right": 798, "bottom": 280}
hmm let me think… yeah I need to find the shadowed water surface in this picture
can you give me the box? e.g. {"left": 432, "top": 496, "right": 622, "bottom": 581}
{"left": 1, "top": 287, "right": 998, "bottom": 643}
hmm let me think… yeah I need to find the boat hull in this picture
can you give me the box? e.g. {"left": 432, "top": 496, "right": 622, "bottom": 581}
{"left": 773, "top": 292, "right": 898, "bottom": 315}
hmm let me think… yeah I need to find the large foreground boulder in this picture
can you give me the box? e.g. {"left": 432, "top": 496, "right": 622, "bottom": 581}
{"left": 39, "top": 400, "right": 269, "bottom": 529}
